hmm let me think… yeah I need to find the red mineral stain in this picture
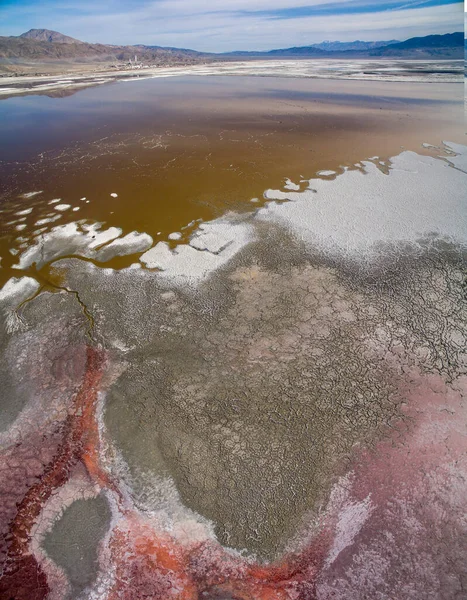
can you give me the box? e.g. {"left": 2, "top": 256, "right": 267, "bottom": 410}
{"left": 0, "top": 346, "right": 106, "bottom": 600}
{"left": 3, "top": 344, "right": 463, "bottom": 600}
{"left": 0, "top": 339, "right": 336, "bottom": 600}
{"left": 99, "top": 513, "right": 332, "bottom": 599}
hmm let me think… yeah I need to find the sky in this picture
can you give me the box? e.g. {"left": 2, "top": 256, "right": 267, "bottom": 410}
{"left": 0, "top": 0, "right": 464, "bottom": 52}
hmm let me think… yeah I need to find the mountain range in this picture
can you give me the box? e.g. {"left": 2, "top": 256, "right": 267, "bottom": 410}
{"left": 232, "top": 32, "right": 464, "bottom": 58}
{"left": 0, "top": 29, "right": 463, "bottom": 75}
{"left": 301, "top": 39, "right": 399, "bottom": 52}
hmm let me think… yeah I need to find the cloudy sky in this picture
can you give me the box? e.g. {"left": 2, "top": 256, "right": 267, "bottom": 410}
{"left": 0, "top": 0, "right": 464, "bottom": 52}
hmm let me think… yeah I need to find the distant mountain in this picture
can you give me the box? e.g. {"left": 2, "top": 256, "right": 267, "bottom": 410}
{"left": 221, "top": 45, "right": 327, "bottom": 57}
{"left": 135, "top": 44, "right": 203, "bottom": 57}
{"left": 222, "top": 32, "right": 463, "bottom": 59}
{"left": 381, "top": 32, "right": 462, "bottom": 50}
{"left": 0, "top": 30, "right": 206, "bottom": 67}
{"left": 265, "top": 45, "right": 326, "bottom": 57}
{"left": 311, "top": 40, "right": 398, "bottom": 52}
{"left": 19, "top": 28, "right": 84, "bottom": 44}
{"left": 368, "top": 32, "right": 464, "bottom": 57}
{"left": 0, "top": 36, "right": 123, "bottom": 60}
{"left": 0, "top": 30, "right": 463, "bottom": 72}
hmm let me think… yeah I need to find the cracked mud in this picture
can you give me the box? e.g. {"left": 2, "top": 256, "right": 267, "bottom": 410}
{"left": 1, "top": 219, "right": 466, "bottom": 598}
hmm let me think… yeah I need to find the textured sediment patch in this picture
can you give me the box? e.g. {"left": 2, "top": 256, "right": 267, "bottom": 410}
{"left": 0, "top": 143, "right": 466, "bottom": 599}
{"left": 259, "top": 142, "right": 467, "bottom": 265}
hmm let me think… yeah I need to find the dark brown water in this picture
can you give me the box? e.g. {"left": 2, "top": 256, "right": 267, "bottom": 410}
{"left": 0, "top": 76, "right": 464, "bottom": 286}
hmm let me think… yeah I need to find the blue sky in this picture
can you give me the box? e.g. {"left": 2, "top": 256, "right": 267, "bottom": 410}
{"left": 0, "top": 0, "right": 464, "bottom": 52}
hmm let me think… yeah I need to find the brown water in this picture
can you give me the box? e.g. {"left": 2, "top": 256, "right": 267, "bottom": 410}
{"left": 0, "top": 75, "right": 464, "bottom": 286}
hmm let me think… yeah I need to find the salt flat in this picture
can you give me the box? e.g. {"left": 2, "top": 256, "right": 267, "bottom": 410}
{"left": 0, "top": 58, "right": 462, "bottom": 99}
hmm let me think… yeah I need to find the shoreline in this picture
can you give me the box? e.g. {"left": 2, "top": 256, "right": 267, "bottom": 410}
{"left": 0, "top": 75, "right": 464, "bottom": 288}
{"left": 2, "top": 140, "right": 466, "bottom": 296}
{"left": 0, "top": 57, "right": 463, "bottom": 99}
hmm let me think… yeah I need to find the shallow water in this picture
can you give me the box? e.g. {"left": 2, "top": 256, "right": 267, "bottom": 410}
{"left": 0, "top": 75, "right": 463, "bottom": 287}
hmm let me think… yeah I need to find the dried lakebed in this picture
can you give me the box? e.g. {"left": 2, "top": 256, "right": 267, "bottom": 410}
{"left": 0, "top": 143, "right": 466, "bottom": 599}
{"left": 0, "top": 58, "right": 462, "bottom": 99}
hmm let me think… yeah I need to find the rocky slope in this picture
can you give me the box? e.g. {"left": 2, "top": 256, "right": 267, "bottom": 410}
{"left": 19, "top": 28, "right": 84, "bottom": 44}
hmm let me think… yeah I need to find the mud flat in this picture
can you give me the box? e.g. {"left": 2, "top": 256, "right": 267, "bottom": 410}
{"left": 0, "top": 136, "right": 466, "bottom": 599}
{"left": 0, "top": 58, "right": 462, "bottom": 99}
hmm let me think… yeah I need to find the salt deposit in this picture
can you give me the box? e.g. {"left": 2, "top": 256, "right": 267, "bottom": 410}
{"left": 0, "top": 59, "right": 462, "bottom": 102}
{"left": 13, "top": 223, "right": 121, "bottom": 270}
{"left": 94, "top": 232, "right": 153, "bottom": 262}
{"left": 284, "top": 179, "right": 300, "bottom": 191}
{"left": 140, "top": 218, "right": 253, "bottom": 284}
{"left": 442, "top": 141, "right": 467, "bottom": 173}
{"left": 0, "top": 276, "right": 40, "bottom": 332}
{"left": 35, "top": 215, "right": 61, "bottom": 226}
{"left": 8, "top": 144, "right": 467, "bottom": 287}
{"left": 0, "top": 276, "right": 39, "bottom": 305}
{"left": 20, "top": 191, "right": 42, "bottom": 199}
{"left": 258, "top": 144, "right": 467, "bottom": 264}
{"left": 12, "top": 222, "right": 155, "bottom": 270}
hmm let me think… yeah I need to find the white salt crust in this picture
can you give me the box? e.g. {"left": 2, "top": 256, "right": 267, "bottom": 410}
{"left": 0, "top": 276, "right": 39, "bottom": 304}
{"left": 284, "top": 179, "right": 300, "bottom": 191}
{"left": 16, "top": 208, "right": 33, "bottom": 216}
{"left": 7, "top": 142, "right": 467, "bottom": 290}
{"left": 317, "top": 170, "right": 336, "bottom": 176}
{"left": 442, "top": 141, "right": 467, "bottom": 173}
{"left": 0, "top": 59, "right": 462, "bottom": 103}
{"left": 140, "top": 218, "right": 254, "bottom": 284}
{"left": 20, "top": 191, "right": 42, "bottom": 199}
{"left": 94, "top": 232, "right": 153, "bottom": 262}
{"left": 0, "top": 276, "right": 40, "bottom": 332}
{"left": 258, "top": 142, "right": 467, "bottom": 263}
{"left": 35, "top": 215, "right": 61, "bottom": 226}
{"left": 54, "top": 204, "right": 71, "bottom": 212}
{"left": 12, "top": 223, "right": 150, "bottom": 270}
